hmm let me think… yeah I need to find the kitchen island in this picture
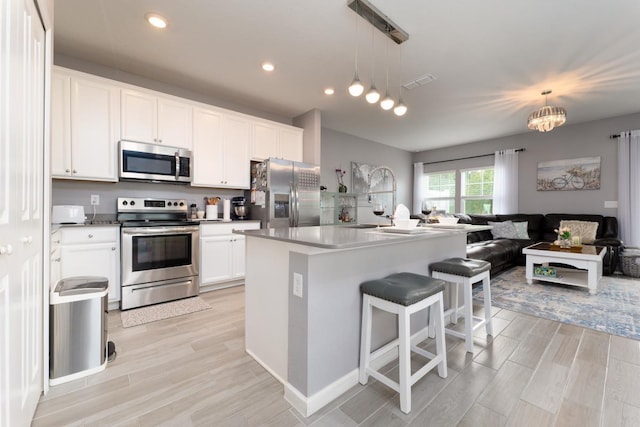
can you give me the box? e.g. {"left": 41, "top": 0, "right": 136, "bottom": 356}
{"left": 239, "top": 225, "right": 482, "bottom": 417}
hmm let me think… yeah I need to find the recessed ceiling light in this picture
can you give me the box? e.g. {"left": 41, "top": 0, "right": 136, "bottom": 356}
{"left": 324, "top": 88, "right": 335, "bottom": 95}
{"left": 146, "top": 13, "right": 167, "bottom": 29}
{"left": 261, "top": 62, "right": 275, "bottom": 72}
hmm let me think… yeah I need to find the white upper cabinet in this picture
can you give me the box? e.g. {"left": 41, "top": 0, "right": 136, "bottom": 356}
{"left": 251, "top": 121, "right": 303, "bottom": 162}
{"left": 279, "top": 127, "right": 304, "bottom": 162}
{"left": 192, "top": 108, "right": 250, "bottom": 189}
{"left": 121, "top": 89, "right": 193, "bottom": 150}
{"left": 51, "top": 68, "right": 120, "bottom": 181}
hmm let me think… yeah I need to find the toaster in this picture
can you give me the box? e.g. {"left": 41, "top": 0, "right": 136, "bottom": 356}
{"left": 52, "top": 205, "right": 86, "bottom": 224}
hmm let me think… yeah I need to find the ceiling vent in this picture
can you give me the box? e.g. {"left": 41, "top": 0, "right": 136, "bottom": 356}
{"left": 402, "top": 74, "right": 437, "bottom": 90}
{"left": 347, "top": 0, "right": 409, "bottom": 45}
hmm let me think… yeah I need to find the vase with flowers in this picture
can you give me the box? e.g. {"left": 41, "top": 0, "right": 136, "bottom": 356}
{"left": 554, "top": 226, "right": 572, "bottom": 248}
{"left": 336, "top": 168, "right": 347, "bottom": 193}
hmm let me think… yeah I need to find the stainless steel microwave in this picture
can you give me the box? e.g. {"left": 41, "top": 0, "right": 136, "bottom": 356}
{"left": 119, "top": 140, "right": 192, "bottom": 184}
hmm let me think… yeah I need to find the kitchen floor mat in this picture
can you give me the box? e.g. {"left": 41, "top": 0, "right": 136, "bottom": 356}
{"left": 120, "top": 296, "right": 211, "bottom": 328}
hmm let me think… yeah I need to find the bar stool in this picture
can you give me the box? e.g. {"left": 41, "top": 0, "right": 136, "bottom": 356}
{"left": 359, "top": 272, "right": 448, "bottom": 414}
{"left": 429, "top": 258, "right": 493, "bottom": 353}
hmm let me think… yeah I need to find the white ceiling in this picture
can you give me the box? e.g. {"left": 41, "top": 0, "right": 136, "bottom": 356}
{"left": 53, "top": 0, "right": 640, "bottom": 152}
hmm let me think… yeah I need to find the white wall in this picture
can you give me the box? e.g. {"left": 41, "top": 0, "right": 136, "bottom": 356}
{"left": 413, "top": 112, "right": 640, "bottom": 216}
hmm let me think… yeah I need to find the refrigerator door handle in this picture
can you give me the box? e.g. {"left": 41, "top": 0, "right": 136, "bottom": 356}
{"left": 289, "top": 183, "right": 295, "bottom": 227}
{"left": 295, "top": 184, "right": 300, "bottom": 227}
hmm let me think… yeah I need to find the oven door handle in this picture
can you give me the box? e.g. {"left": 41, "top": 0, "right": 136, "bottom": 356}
{"left": 130, "top": 279, "right": 193, "bottom": 292}
{"left": 122, "top": 226, "right": 198, "bottom": 235}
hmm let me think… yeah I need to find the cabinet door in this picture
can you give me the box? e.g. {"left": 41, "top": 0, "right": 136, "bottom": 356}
{"left": 192, "top": 107, "right": 224, "bottom": 187}
{"left": 60, "top": 242, "right": 120, "bottom": 302}
{"left": 200, "top": 235, "right": 232, "bottom": 285}
{"left": 51, "top": 72, "right": 71, "bottom": 177}
{"left": 251, "top": 121, "right": 278, "bottom": 161}
{"left": 157, "top": 97, "right": 193, "bottom": 149}
{"left": 231, "top": 235, "right": 247, "bottom": 279}
{"left": 223, "top": 114, "right": 250, "bottom": 189}
{"left": 70, "top": 77, "right": 119, "bottom": 181}
{"left": 121, "top": 89, "right": 157, "bottom": 143}
{"left": 279, "top": 127, "right": 303, "bottom": 162}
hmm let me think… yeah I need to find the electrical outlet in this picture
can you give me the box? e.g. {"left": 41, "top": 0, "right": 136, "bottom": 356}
{"left": 293, "top": 273, "right": 303, "bottom": 298}
{"left": 90, "top": 194, "right": 100, "bottom": 206}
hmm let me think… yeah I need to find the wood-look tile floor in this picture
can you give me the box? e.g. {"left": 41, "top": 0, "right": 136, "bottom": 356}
{"left": 33, "top": 284, "right": 640, "bottom": 426}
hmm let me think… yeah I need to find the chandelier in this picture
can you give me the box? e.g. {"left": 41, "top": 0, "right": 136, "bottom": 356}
{"left": 527, "top": 90, "right": 566, "bottom": 132}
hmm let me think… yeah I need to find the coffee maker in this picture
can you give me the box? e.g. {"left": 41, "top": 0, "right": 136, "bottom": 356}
{"left": 231, "top": 196, "right": 247, "bottom": 220}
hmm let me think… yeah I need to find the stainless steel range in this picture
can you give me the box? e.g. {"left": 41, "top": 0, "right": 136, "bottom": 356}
{"left": 118, "top": 197, "right": 199, "bottom": 310}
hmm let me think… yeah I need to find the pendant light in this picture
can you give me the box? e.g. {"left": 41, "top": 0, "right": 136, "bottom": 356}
{"left": 365, "top": 12, "right": 380, "bottom": 104}
{"left": 393, "top": 45, "right": 407, "bottom": 116}
{"left": 380, "top": 37, "right": 395, "bottom": 110}
{"left": 348, "top": 1, "right": 364, "bottom": 97}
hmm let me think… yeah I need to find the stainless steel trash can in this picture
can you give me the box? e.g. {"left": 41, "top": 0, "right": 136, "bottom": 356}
{"left": 50, "top": 276, "right": 108, "bottom": 385}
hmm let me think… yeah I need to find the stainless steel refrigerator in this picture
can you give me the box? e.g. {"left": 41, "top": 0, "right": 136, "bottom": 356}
{"left": 248, "top": 158, "right": 320, "bottom": 228}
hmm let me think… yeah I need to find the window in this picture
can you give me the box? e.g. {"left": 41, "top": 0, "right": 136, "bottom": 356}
{"left": 461, "top": 167, "right": 494, "bottom": 214}
{"left": 424, "top": 171, "right": 456, "bottom": 213}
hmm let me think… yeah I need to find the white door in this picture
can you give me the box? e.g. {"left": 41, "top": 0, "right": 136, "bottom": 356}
{"left": 60, "top": 243, "right": 119, "bottom": 303}
{"left": 231, "top": 235, "right": 247, "bottom": 279}
{"left": 70, "top": 76, "right": 119, "bottom": 181}
{"left": 50, "top": 72, "right": 71, "bottom": 177}
{"left": 0, "top": 0, "right": 46, "bottom": 424}
{"left": 200, "top": 236, "right": 233, "bottom": 284}
{"left": 121, "top": 89, "right": 157, "bottom": 143}
{"left": 223, "top": 114, "right": 250, "bottom": 189}
{"left": 157, "top": 97, "right": 192, "bottom": 149}
{"left": 279, "top": 127, "right": 304, "bottom": 162}
{"left": 251, "top": 121, "right": 278, "bottom": 160}
{"left": 192, "top": 107, "right": 224, "bottom": 187}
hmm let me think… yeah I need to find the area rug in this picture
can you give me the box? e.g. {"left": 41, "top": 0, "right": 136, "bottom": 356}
{"left": 120, "top": 296, "right": 211, "bottom": 328}
{"left": 472, "top": 267, "right": 640, "bottom": 341}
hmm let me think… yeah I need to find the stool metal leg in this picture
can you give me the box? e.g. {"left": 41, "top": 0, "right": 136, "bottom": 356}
{"left": 483, "top": 275, "right": 493, "bottom": 336}
{"left": 359, "top": 294, "right": 373, "bottom": 385}
{"left": 398, "top": 308, "right": 411, "bottom": 414}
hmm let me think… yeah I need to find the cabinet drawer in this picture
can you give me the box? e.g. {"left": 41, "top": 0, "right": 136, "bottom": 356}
{"left": 200, "top": 221, "right": 260, "bottom": 237}
{"left": 60, "top": 226, "right": 119, "bottom": 244}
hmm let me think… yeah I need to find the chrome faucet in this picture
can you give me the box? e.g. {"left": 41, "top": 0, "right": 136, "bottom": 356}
{"left": 367, "top": 166, "right": 397, "bottom": 224}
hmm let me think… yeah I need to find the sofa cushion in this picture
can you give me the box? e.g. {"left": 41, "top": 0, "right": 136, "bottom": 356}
{"left": 543, "top": 214, "right": 605, "bottom": 242}
{"left": 513, "top": 222, "right": 530, "bottom": 239}
{"left": 488, "top": 220, "right": 518, "bottom": 239}
{"left": 559, "top": 220, "right": 599, "bottom": 244}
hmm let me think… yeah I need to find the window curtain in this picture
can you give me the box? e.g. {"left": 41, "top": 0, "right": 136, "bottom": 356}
{"left": 413, "top": 162, "right": 425, "bottom": 214}
{"left": 493, "top": 149, "right": 519, "bottom": 214}
{"left": 617, "top": 130, "right": 640, "bottom": 247}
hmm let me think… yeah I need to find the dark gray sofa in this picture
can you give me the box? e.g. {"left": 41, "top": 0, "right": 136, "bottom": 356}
{"left": 453, "top": 213, "right": 622, "bottom": 277}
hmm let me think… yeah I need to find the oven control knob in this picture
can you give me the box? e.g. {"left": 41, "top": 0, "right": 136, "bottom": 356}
{"left": 179, "top": 202, "right": 184, "bottom": 207}
{"left": 122, "top": 200, "right": 128, "bottom": 205}
{"left": 130, "top": 201, "right": 135, "bottom": 206}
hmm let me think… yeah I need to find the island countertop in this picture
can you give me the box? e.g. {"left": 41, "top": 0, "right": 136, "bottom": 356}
{"left": 236, "top": 224, "right": 489, "bottom": 250}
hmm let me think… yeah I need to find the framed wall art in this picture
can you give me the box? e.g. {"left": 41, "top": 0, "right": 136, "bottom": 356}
{"left": 536, "top": 156, "right": 601, "bottom": 191}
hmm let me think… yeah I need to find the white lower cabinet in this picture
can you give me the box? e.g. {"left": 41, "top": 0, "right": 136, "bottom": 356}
{"left": 54, "top": 226, "right": 121, "bottom": 304}
{"left": 200, "top": 222, "right": 260, "bottom": 289}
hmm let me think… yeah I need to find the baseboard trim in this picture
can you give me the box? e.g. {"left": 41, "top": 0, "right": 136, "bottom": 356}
{"left": 245, "top": 348, "right": 287, "bottom": 385}
{"left": 284, "top": 369, "right": 360, "bottom": 417}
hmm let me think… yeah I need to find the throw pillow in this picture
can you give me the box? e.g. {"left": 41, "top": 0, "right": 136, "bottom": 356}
{"left": 559, "top": 220, "right": 599, "bottom": 244}
{"left": 488, "top": 220, "right": 518, "bottom": 239}
{"left": 513, "top": 221, "right": 530, "bottom": 239}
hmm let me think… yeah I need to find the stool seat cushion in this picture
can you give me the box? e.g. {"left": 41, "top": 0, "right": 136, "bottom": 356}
{"left": 360, "top": 272, "right": 445, "bottom": 306}
{"left": 430, "top": 257, "right": 491, "bottom": 277}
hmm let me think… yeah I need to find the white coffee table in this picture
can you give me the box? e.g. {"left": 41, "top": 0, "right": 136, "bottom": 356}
{"left": 522, "top": 242, "right": 606, "bottom": 295}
